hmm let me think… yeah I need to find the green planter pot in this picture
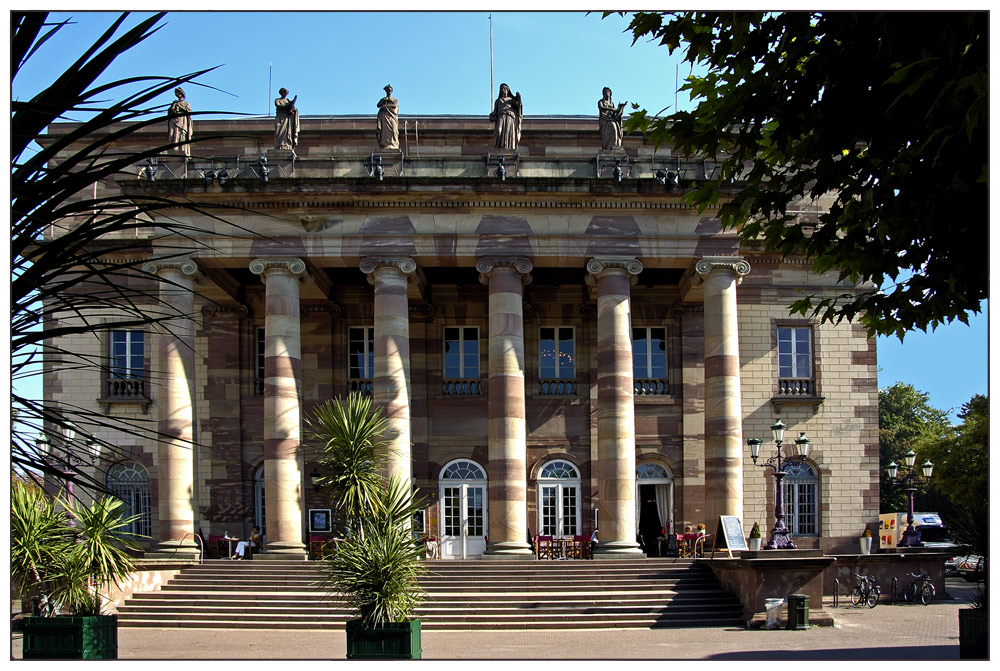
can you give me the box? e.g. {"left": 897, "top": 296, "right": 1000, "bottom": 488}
{"left": 959, "top": 608, "right": 988, "bottom": 659}
{"left": 345, "top": 618, "right": 421, "bottom": 659}
{"left": 22, "top": 614, "right": 118, "bottom": 659}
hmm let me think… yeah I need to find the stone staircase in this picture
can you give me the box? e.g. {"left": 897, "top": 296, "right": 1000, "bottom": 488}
{"left": 117, "top": 558, "right": 743, "bottom": 630}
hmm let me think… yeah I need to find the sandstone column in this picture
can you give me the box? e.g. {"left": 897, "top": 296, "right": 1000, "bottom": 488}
{"left": 142, "top": 258, "right": 199, "bottom": 557}
{"left": 695, "top": 256, "right": 751, "bottom": 527}
{"left": 477, "top": 257, "right": 535, "bottom": 558}
{"left": 250, "top": 258, "right": 307, "bottom": 557}
{"left": 360, "top": 258, "right": 415, "bottom": 486}
{"left": 587, "top": 257, "right": 645, "bottom": 558}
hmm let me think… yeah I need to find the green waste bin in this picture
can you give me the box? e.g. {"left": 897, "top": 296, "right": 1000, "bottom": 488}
{"left": 786, "top": 594, "right": 809, "bottom": 630}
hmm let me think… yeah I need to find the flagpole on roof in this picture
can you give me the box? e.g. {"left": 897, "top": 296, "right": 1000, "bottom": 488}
{"left": 489, "top": 14, "right": 494, "bottom": 108}
{"left": 268, "top": 62, "right": 272, "bottom": 116}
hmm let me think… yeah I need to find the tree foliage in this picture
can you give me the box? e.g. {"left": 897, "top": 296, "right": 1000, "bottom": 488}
{"left": 615, "top": 11, "right": 987, "bottom": 338}
{"left": 11, "top": 12, "right": 233, "bottom": 489}
{"left": 877, "top": 383, "right": 952, "bottom": 514}
{"left": 921, "top": 394, "right": 989, "bottom": 511}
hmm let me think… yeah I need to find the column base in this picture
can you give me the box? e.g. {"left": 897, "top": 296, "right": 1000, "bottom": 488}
{"left": 482, "top": 542, "right": 535, "bottom": 560}
{"left": 147, "top": 539, "right": 201, "bottom": 560}
{"left": 592, "top": 541, "right": 645, "bottom": 559}
{"left": 255, "top": 541, "right": 308, "bottom": 560}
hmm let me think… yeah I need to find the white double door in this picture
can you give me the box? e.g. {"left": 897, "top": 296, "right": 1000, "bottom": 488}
{"left": 439, "top": 482, "right": 487, "bottom": 559}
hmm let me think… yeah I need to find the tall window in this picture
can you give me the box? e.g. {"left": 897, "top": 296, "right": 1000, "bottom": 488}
{"left": 777, "top": 326, "right": 814, "bottom": 396}
{"left": 348, "top": 327, "right": 374, "bottom": 395}
{"left": 443, "top": 327, "right": 481, "bottom": 395}
{"left": 108, "top": 330, "right": 145, "bottom": 398}
{"left": 633, "top": 327, "right": 667, "bottom": 395}
{"left": 782, "top": 462, "right": 818, "bottom": 535}
{"left": 106, "top": 461, "right": 151, "bottom": 537}
{"left": 254, "top": 327, "right": 266, "bottom": 395}
{"left": 539, "top": 326, "right": 575, "bottom": 395}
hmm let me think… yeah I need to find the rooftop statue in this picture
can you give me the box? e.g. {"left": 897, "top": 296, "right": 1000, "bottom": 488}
{"left": 274, "top": 88, "right": 299, "bottom": 151}
{"left": 167, "top": 87, "right": 193, "bottom": 156}
{"left": 489, "top": 83, "right": 522, "bottom": 151}
{"left": 376, "top": 84, "right": 399, "bottom": 150}
{"left": 598, "top": 87, "right": 626, "bottom": 151}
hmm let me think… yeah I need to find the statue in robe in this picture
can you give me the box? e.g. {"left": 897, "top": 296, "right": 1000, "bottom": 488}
{"left": 489, "top": 83, "right": 522, "bottom": 151}
{"left": 167, "top": 87, "right": 193, "bottom": 156}
{"left": 598, "top": 87, "right": 626, "bottom": 150}
{"left": 274, "top": 88, "right": 299, "bottom": 151}
{"left": 376, "top": 84, "right": 399, "bottom": 150}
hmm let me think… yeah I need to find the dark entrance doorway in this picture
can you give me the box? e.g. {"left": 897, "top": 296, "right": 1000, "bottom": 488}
{"left": 638, "top": 484, "right": 662, "bottom": 557}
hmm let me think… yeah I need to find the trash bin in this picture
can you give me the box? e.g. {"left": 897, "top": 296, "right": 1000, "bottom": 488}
{"left": 786, "top": 593, "right": 810, "bottom": 630}
{"left": 764, "top": 598, "right": 784, "bottom": 629}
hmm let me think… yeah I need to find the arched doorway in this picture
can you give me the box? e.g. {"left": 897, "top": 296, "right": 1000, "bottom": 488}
{"left": 253, "top": 464, "right": 267, "bottom": 538}
{"left": 635, "top": 461, "right": 674, "bottom": 557}
{"left": 438, "top": 459, "right": 488, "bottom": 559}
{"left": 537, "top": 459, "right": 581, "bottom": 537}
{"left": 105, "top": 461, "right": 151, "bottom": 538}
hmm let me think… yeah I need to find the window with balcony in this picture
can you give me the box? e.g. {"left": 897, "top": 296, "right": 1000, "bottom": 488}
{"left": 348, "top": 326, "right": 374, "bottom": 396}
{"left": 777, "top": 326, "right": 815, "bottom": 396}
{"left": 107, "top": 330, "right": 145, "bottom": 399}
{"left": 633, "top": 327, "right": 668, "bottom": 395}
{"left": 443, "top": 326, "right": 482, "bottom": 396}
{"left": 538, "top": 326, "right": 576, "bottom": 395}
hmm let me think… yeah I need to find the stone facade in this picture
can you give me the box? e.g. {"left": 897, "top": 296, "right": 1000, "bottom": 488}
{"left": 39, "top": 114, "right": 878, "bottom": 559}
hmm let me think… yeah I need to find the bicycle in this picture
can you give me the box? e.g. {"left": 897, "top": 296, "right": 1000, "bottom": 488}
{"left": 902, "top": 572, "right": 935, "bottom": 605}
{"left": 851, "top": 573, "right": 881, "bottom": 608}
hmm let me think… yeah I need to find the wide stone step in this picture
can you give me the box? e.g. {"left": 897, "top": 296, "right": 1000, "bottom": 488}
{"left": 118, "top": 558, "right": 742, "bottom": 631}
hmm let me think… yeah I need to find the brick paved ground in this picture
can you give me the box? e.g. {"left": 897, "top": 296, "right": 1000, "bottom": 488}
{"left": 11, "top": 581, "right": 981, "bottom": 661}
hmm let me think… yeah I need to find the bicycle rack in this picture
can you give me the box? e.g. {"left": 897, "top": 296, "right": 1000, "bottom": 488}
{"left": 890, "top": 576, "right": 898, "bottom": 604}
{"left": 833, "top": 578, "right": 840, "bottom": 607}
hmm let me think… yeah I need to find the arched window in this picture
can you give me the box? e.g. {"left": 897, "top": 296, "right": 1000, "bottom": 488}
{"left": 782, "top": 462, "right": 818, "bottom": 536}
{"left": 537, "top": 459, "right": 581, "bottom": 537}
{"left": 106, "top": 461, "right": 151, "bottom": 537}
{"left": 441, "top": 459, "right": 487, "bottom": 480}
{"left": 636, "top": 462, "right": 670, "bottom": 480}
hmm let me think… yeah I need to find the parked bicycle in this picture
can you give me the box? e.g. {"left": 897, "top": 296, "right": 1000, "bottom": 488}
{"left": 902, "top": 572, "right": 935, "bottom": 605}
{"left": 851, "top": 573, "right": 881, "bottom": 608}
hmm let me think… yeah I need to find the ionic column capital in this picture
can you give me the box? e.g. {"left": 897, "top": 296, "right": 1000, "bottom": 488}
{"left": 695, "top": 256, "right": 751, "bottom": 284}
{"left": 249, "top": 258, "right": 307, "bottom": 281}
{"left": 142, "top": 258, "right": 200, "bottom": 278}
{"left": 359, "top": 257, "right": 417, "bottom": 283}
{"left": 586, "top": 257, "right": 643, "bottom": 286}
{"left": 476, "top": 257, "right": 533, "bottom": 286}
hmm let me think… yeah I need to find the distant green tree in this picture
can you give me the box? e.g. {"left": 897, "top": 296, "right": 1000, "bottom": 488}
{"left": 878, "top": 383, "right": 952, "bottom": 513}
{"left": 613, "top": 11, "right": 987, "bottom": 339}
{"left": 921, "top": 394, "right": 988, "bottom": 511}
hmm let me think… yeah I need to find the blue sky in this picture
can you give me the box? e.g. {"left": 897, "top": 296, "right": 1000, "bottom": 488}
{"left": 11, "top": 9, "right": 989, "bottom": 424}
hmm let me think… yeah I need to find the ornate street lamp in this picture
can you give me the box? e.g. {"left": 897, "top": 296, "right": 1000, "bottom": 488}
{"left": 747, "top": 419, "right": 813, "bottom": 549}
{"left": 886, "top": 449, "right": 934, "bottom": 547}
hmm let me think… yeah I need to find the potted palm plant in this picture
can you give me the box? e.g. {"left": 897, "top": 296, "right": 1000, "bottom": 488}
{"left": 951, "top": 500, "right": 988, "bottom": 659}
{"left": 307, "top": 395, "right": 426, "bottom": 659}
{"left": 12, "top": 478, "right": 141, "bottom": 659}
{"left": 748, "top": 522, "right": 763, "bottom": 551}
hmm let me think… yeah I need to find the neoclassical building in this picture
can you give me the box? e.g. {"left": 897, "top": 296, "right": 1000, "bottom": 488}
{"left": 39, "top": 110, "right": 879, "bottom": 560}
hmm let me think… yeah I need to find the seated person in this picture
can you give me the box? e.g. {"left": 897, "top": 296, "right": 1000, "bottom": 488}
{"left": 232, "top": 526, "right": 262, "bottom": 559}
